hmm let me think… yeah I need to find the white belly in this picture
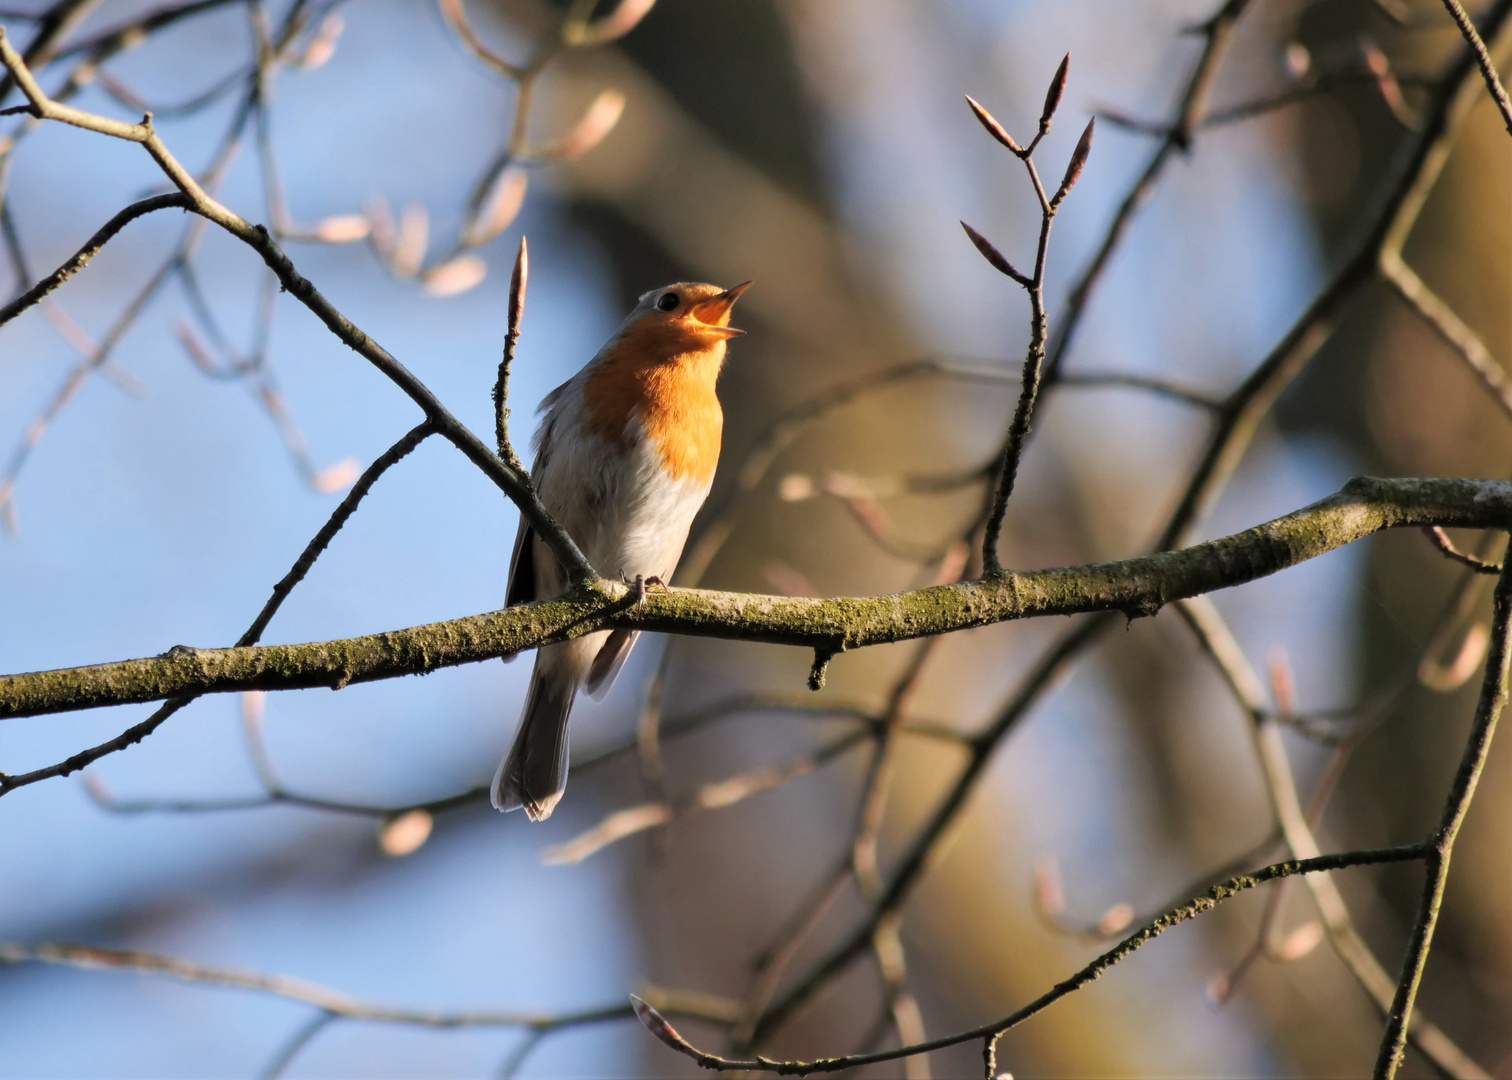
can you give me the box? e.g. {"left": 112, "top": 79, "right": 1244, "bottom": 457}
{"left": 533, "top": 414, "right": 711, "bottom": 592}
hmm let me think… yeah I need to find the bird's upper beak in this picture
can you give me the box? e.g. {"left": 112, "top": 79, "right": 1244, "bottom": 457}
{"left": 689, "top": 280, "right": 752, "bottom": 338}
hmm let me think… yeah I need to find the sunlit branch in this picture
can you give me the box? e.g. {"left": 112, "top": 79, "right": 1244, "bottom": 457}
{"left": 1178, "top": 596, "right": 1489, "bottom": 1080}
{"left": 1381, "top": 250, "right": 1512, "bottom": 423}
{"left": 8, "top": 477, "right": 1512, "bottom": 723}
{"left": 1374, "top": 539, "right": 1512, "bottom": 1080}
{"left": 634, "top": 847, "right": 1426, "bottom": 1075}
{"left": 0, "top": 423, "right": 434, "bottom": 796}
{"left": 0, "top": 26, "right": 593, "bottom": 581}
{"left": 748, "top": 9, "right": 1512, "bottom": 1042}
{"left": 1437, "top": 0, "right": 1512, "bottom": 136}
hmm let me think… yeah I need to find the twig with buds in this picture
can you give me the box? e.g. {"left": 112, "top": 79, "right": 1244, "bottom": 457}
{"left": 960, "top": 55, "right": 1096, "bottom": 575}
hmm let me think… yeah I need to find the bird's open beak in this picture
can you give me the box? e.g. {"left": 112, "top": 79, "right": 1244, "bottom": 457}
{"left": 689, "top": 280, "right": 752, "bottom": 337}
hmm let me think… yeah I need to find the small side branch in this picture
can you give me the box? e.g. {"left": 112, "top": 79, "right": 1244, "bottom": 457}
{"left": 1381, "top": 251, "right": 1512, "bottom": 423}
{"left": 1422, "top": 526, "right": 1503, "bottom": 574}
{"left": 241, "top": 422, "right": 436, "bottom": 648}
{"left": 0, "top": 193, "right": 191, "bottom": 328}
{"left": 1438, "top": 0, "right": 1512, "bottom": 136}
{"left": 0, "top": 940, "right": 735, "bottom": 1031}
{"left": 0, "top": 423, "right": 435, "bottom": 796}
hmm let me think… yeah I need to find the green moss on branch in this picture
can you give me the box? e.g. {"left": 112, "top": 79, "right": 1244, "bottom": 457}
{"left": 3, "top": 477, "right": 1509, "bottom": 720}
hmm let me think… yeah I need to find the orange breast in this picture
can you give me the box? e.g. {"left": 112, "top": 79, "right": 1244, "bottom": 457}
{"left": 580, "top": 324, "right": 725, "bottom": 486}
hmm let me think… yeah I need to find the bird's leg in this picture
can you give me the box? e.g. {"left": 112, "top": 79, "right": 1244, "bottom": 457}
{"left": 618, "top": 572, "right": 663, "bottom": 605}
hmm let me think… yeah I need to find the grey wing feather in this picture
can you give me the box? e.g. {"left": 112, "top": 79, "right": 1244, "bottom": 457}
{"left": 584, "top": 629, "right": 640, "bottom": 700}
{"left": 504, "top": 396, "right": 563, "bottom": 615}
{"left": 505, "top": 517, "right": 537, "bottom": 609}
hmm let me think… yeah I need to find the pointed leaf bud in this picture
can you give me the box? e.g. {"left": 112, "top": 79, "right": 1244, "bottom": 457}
{"left": 1277, "top": 921, "right": 1324, "bottom": 961}
{"left": 508, "top": 235, "right": 528, "bottom": 338}
{"left": 1040, "top": 53, "right": 1070, "bottom": 131}
{"left": 1052, "top": 117, "right": 1094, "bottom": 206}
{"left": 1095, "top": 902, "right": 1134, "bottom": 937}
{"left": 297, "top": 13, "right": 343, "bottom": 70}
{"left": 630, "top": 995, "right": 700, "bottom": 1060}
{"left": 960, "top": 221, "right": 1024, "bottom": 283}
{"left": 965, "top": 94, "right": 1023, "bottom": 154}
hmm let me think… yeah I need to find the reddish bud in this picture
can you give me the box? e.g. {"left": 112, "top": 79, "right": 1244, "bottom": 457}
{"left": 508, "top": 236, "right": 528, "bottom": 337}
{"left": 1040, "top": 53, "right": 1070, "bottom": 131}
{"left": 1052, "top": 117, "right": 1095, "bottom": 206}
{"left": 960, "top": 221, "right": 1024, "bottom": 282}
{"left": 965, "top": 94, "right": 1023, "bottom": 154}
{"left": 630, "top": 995, "right": 700, "bottom": 1061}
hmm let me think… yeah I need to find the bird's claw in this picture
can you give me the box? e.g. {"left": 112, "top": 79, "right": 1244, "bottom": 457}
{"left": 619, "top": 572, "right": 665, "bottom": 606}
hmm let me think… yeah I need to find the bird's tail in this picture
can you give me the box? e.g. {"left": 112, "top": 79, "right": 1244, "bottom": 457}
{"left": 491, "top": 658, "right": 576, "bottom": 821}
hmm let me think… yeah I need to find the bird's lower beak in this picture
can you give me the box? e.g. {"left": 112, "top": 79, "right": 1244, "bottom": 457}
{"left": 690, "top": 280, "right": 752, "bottom": 336}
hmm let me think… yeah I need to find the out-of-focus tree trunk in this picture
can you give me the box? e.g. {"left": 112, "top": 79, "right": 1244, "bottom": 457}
{"left": 1279, "top": 2, "right": 1512, "bottom": 1072}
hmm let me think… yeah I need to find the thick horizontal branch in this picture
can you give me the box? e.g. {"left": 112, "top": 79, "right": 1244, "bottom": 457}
{"left": 4, "top": 477, "right": 1510, "bottom": 721}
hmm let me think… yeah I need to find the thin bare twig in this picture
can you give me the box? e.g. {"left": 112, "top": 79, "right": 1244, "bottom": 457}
{"left": 1, "top": 423, "right": 433, "bottom": 796}
{"left": 747, "top": 6, "right": 1512, "bottom": 1044}
{"left": 1043, "top": 0, "right": 1251, "bottom": 381}
{"left": 1375, "top": 539, "right": 1512, "bottom": 1079}
{"left": 634, "top": 847, "right": 1426, "bottom": 1074}
{"left": 0, "top": 941, "right": 736, "bottom": 1033}
{"left": 1423, "top": 526, "right": 1503, "bottom": 574}
{"left": 1437, "top": 0, "right": 1512, "bottom": 136}
{"left": 964, "top": 68, "right": 1095, "bottom": 574}
{"left": 1381, "top": 250, "right": 1512, "bottom": 423}
{"left": 0, "top": 26, "right": 594, "bottom": 581}
{"left": 258, "top": 1011, "right": 334, "bottom": 1080}
{"left": 0, "top": 193, "right": 190, "bottom": 327}
{"left": 1178, "top": 596, "right": 1489, "bottom": 1080}
{"left": 541, "top": 731, "right": 870, "bottom": 865}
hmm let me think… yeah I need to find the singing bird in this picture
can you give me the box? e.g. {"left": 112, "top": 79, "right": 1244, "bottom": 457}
{"left": 492, "top": 280, "right": 751, "bottom": 820}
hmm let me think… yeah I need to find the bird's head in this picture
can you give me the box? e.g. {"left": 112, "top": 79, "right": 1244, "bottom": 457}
{"left": 624, "top": 280, "right": 752, "bottom": 353}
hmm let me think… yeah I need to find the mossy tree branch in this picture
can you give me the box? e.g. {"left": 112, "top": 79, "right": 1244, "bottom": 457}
{"left": 4, "top": 476, "right": 1509, "bottom": 723}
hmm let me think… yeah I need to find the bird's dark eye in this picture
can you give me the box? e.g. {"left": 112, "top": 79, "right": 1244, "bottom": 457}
{"left": 656, "top": 292, "right": 679, "bottom": 312}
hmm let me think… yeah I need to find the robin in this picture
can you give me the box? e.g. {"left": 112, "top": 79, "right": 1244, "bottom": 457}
{"left": 491, "top": 279, "right": 752, "bottom": 820}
